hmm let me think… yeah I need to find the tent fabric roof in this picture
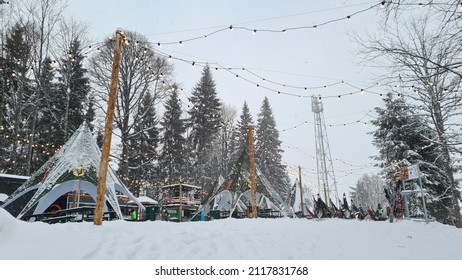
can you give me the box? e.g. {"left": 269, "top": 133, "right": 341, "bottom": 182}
{"left": 1, "top": 122, "right": 144, "bottom": 219}
{"left": 129, "top": 196, "right": 158, "bottom": 205}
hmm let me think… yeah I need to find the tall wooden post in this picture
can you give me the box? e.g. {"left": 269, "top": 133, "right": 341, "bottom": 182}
{"left": 248, "top": 125, "right": 257, "bottom": 218}
{"left": 179, "top": 177, "right": 183, "bottom": 223}
{"left": 299, "top": 166, "right": 304, "bottom": 217}
{"left": 94, "top": 31, "right": 124, "bottom": 226}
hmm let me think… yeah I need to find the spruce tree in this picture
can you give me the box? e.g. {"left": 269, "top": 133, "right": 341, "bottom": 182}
{"left": 33, "top": 57, "right": 60, "bottom": 171}
{"left": 1, "top": 23, "right": 33, "bottom": 174}
{"left": 126, "top": 93, "right": 160, "bottom": 197}
{"left": 229, "top": 101, "right": 254, "bottom": 170}
{"left": 57, "top": 38, "right": 91, "bottom": 141}
{"left": 255, "top": 97, "right": 291, "bottom": 200}
{"left": 371, "top": 93, "right": 454, "bottom": 224}
{"left": 188, "top": 65, "right": 222, "bottom": 152}
{"left": 187, "top": 65, "right": 222, "bottom": 186}
{"left": 159, "top": 88, "right": 186, "bottom": 183}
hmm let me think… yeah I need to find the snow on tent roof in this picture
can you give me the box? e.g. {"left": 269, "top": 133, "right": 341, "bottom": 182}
{"left": 128, "top": 196, "right": 158, "bottom": 205}
{"left": 0, "top": 173, "right": 30, "bottom": 180}
{"left": 1, "top": 122, "right": 144, "bottom": 220}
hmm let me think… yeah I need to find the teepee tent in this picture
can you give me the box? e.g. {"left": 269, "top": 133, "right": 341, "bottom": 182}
{"left": 204, "top": 150, "right": 292, "bottom": 218}
{"left": 2, "top": 122, "right": 144, "bottom": 220}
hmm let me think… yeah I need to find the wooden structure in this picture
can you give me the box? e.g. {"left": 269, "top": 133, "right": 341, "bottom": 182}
{"left": 95, "top": 30, "right": 124, "bottom": 225}
{"left": 160, "top": 183, "right": 202, "bottom": 222}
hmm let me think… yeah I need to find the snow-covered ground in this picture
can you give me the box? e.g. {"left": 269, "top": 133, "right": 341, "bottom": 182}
{"left": 1, "top": 208, "right": 461, "bottom": 279}
{"left": 1, "top": 208, "right": 461, "bottom": 260}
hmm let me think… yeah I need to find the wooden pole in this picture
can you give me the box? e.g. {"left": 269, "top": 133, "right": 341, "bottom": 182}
{"left": 248, "top": 125, "right": 257, "bottom": 218}
{"left": 179, "top": 177, "right": 183, "bottom": 223}
{"left": 298, "top": 166, "right": 304, "bottom": 217}
{"left": 94, "top": 31, "right": 124, "bottom": 226}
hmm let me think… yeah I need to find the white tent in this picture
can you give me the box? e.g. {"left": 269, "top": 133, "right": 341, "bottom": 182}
{"left": 2, "top": 122, "right": 144, "bottom": 220}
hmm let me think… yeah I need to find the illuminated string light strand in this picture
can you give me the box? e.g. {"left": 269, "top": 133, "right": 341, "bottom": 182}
{"left": 283, "top": 144, "right": 376, "bottom": 169}
{"left": 153, "top": 2, "right": 385, "bottom": 47}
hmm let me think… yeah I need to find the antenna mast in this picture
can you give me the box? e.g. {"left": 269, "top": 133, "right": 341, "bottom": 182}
{"left": 311, "top": 96, "right": 339, "bottom": 206}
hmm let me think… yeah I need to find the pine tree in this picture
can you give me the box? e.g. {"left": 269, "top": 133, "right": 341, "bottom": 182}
{"left": 255, "top": 97, "right": 290, "bottom": 200}
{"left": 32, "top": 57, "right": 60, "bottom": 171}
{"left": 187, "top": 65, "right": 222, "bottom": 186}
{"left": 1, "top": 23, "right": 33, "bottom": 174}
{"left": 57, "top": 38, "right": 90, "bottom": 141}
{"left": 188, "top": 65, "right": 222, "bottom": 152}
{"left": 159, "top": 88, "right": 186, "bottom": 183}
{"left": 126, "top": 93, "right": 160, "bottom": 197}
{"left": 229, "top": 101, "right": 254, "bottom": 171}
{"left": 84, "top": 95, "right": 96, "bottom": 131}
{"left": 370, "top": 93, "right": 454, "bottom": 224}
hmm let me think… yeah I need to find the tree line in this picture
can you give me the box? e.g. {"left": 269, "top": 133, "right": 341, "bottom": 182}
{"left": 0, "top": 0, "right": 291, "bottom": 202}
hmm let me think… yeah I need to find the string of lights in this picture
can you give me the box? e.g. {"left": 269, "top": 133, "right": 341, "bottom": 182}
{"left": 280, "top": 110, "right": 374, "bottom": 132}
{"left": 143, "top": 1, "right": 451, "bottom": 48}
{"left": 150, "top": 49, "right": 387, "bottom": 100}
{"left": 283, "top": 144, "right": 376, "bottom": 169}
{"left": 150, "top": 2, "right": 386, "bottom": 48}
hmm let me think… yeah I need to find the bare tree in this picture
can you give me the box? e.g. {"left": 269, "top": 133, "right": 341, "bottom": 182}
{"left": 89, "top": 30, "right": 173, "bottom": 180}
{"left": 216, "top": 104, "right": 237, "bottom": 178}
{"left": 359, "top": 13, "right": 462, "bottom": 227}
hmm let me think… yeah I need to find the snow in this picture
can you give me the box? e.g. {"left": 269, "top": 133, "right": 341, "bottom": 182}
{"left": 0, "top": 173, "right": 30, "bottom": 180}
{"left": 1, "top": 208, "right": 461, "bottom": 260}
{"left": 130, "top": 196, "right": 158, "bottom": 205}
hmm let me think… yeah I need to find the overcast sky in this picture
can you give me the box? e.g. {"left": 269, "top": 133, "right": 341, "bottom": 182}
{"left": 63, "top": 0, "right": 391, "bottom": 197}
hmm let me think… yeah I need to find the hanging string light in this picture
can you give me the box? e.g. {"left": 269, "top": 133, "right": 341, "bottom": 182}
{"left": 147, "top": 2, "right": 385, "bottom": 47}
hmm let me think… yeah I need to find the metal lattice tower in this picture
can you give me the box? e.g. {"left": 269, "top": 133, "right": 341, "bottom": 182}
{"left": 311, "top": 96, "right": 339, "bottom": 207}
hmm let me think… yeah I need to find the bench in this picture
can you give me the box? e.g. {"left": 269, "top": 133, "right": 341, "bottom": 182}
{"left": 42, "top": 215, "right": 76, "bottom": 224}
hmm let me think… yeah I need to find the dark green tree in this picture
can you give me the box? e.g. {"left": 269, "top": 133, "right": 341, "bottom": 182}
{"left": 126, "top": 93, "right": 160, "bottom": 197}
{"left": 1, "top": 23, "right": 33, "bottom": 174}
{"left": 370, "top": 93, "right": 455, "bottom": 224}
{"left": 187, "top": 65, "right": 222, "bottom": 187}
{"left": 57, "top": 37, "right": 91, "bottom": 141}
{"left": 228, "top": 101, "right": 254, "bottom": 171}
{"left": 255, "top": 97, "right": 290, "bottom": 200}
{"left": 188, "top": 65, "right": 222, "bottom": 152}
{"left": 32, "top": 57, "right": 60, "bottom": 171}
{"left": 159, "top": 87, "right": 186, "bottom": 183}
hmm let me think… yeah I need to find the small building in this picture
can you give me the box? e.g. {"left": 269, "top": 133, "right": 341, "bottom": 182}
{"left": 160, "top": 183, "right": 202, "bottom": 222}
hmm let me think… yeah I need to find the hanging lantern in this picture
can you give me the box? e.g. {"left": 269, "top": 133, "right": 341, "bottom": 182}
{"left": 73, "top": 166, "right": 85, "bottom": 177}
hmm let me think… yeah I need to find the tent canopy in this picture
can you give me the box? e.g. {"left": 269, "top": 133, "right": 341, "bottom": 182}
{"left": 1, "top": 122, "right": 144, "bottom": 220}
